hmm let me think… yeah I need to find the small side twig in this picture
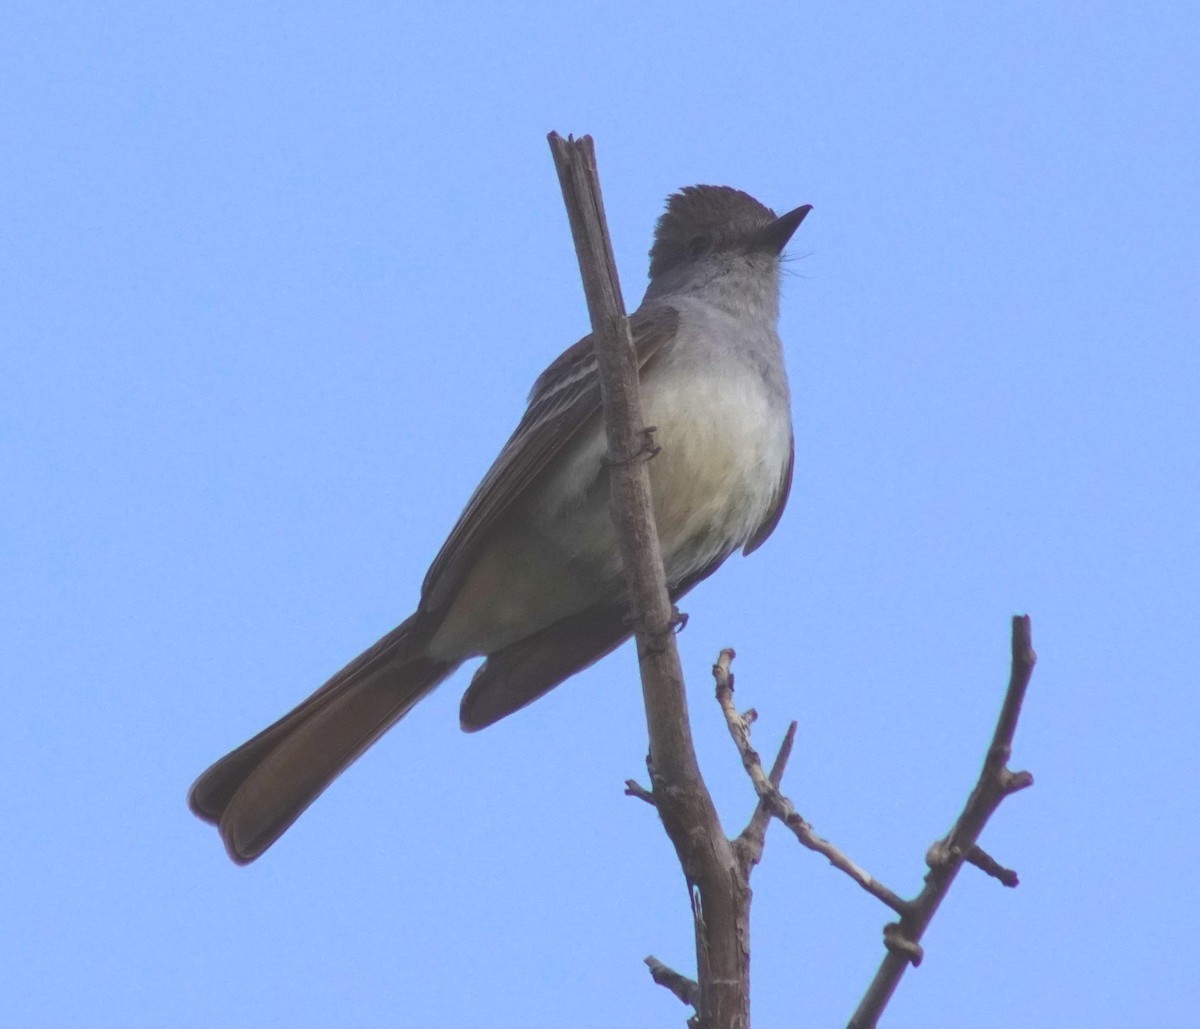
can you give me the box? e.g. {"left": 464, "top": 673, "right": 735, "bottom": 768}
{"left": 713, "top": 650, "right": 909, "bottom": 916}
{"left": 848, "top": 615, "right": 1037, "bottom": 1029}
{"left": 625, "top": 779, "right": 656, "bottom": 806}
{"left": 733, "top": 721, "right": 796, "bottom": 874}
{"left": 646, "top": 956, "right": 701, "bottom": 1008}
{"left": 966, "top": 844, "right": 1020, "bottom": 888}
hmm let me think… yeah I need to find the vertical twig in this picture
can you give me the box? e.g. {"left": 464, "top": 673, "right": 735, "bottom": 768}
{"left": 848, "top": 615, "right": 1037, "bottom": 1028}
{"left": 547, "top": 132, "right": 750, "bottom": 1029}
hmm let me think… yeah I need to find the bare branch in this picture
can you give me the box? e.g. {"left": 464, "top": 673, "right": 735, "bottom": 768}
{"left": 848, "top": 615, "right": 1038, "bottom": 1029}
{"left": 645, "top": 956, "right": 700, "bottom": 1008}
{"left": 548, "top": 132, "right": 750, "bottom": 1029}
{"left": 713, "top": 650, "right": 909, "bottom": 916}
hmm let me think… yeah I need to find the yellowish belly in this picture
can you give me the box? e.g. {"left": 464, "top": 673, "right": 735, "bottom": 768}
{"left": 428, "top": 355, "right": 791, "bottom": 661}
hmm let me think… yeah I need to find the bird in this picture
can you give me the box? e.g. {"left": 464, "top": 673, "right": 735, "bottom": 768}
{"left": 189, "top": 185, "right": 811, "bottom": 863}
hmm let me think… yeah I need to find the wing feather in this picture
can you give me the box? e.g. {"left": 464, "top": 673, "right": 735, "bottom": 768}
{"left": 419, "top": 305, "right": 680, "bottom": 614}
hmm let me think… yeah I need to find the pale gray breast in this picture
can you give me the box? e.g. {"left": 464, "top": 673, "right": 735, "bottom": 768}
{"left": 527, "top": 298, "right": 792, "bottom": 590}
{"left": 639, "top": 325, "right": 793, "bottom": 583}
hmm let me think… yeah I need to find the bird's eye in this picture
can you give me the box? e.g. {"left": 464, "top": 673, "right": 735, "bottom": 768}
{"left": 686, "top": 234, "right": 712, "bottom": 258}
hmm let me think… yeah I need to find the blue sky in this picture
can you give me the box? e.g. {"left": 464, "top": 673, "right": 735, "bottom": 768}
{"left": 3, "top": 2, "right": 1197, "bottom": 1026}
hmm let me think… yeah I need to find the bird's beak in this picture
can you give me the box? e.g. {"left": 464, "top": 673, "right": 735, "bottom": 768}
{"left": 757, "top": 204, "right": 812, "bottom": 255}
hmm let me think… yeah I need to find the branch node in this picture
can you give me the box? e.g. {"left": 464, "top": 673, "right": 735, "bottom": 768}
{"left": 712, "top": 648, "right": 736, "bottom": 684}
{"left": 882, "top": 923, "right": 924, "bottom": 966}
{"left": 1002, "top": 769, "right": 1035, "bottom": 794}
{"left": 925, "top": 839, "right": 958, "bottom": 870}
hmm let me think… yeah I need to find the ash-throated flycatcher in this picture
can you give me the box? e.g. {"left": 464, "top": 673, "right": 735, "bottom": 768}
{"left": 189, "top": 185, "right": 811, "bottom": 863}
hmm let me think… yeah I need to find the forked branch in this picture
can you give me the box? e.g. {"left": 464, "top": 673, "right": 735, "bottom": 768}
{"left": 714, "top": 650, "right": 910, "bottom": 915}
{"left": 710, "top": 618, "right": 1036, "bottom": 1028}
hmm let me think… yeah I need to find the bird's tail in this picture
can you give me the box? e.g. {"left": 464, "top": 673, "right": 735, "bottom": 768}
{"left": 188, "top": 615, "right": 455, "bottom": 864}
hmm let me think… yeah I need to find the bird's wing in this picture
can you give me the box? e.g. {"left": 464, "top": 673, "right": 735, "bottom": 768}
{"left": 419, "top": 304, "right": 681, "bottom": 615}
{"left": 457, "top": 545, "right": 731, "bottom": 731}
